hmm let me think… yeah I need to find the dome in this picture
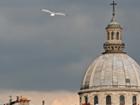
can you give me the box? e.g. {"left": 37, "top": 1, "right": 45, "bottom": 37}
{"left": 78, "top": 1, "right": 140, "bottom": 105}
{"left": 81, "top": 53, "right": 140, "bottom": 90}
{"left": 106, "top": 21, "right": 123, "bottom": 29}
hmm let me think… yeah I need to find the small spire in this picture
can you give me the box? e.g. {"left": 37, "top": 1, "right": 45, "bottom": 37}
{"left": 110, "top": 0, "right": 117, "bottom": 21}
{"left": 42, "top": 100, "right": 45, "bottom": 105}
{"left": 9, "top": 96, "right": 12, "bottom": 103}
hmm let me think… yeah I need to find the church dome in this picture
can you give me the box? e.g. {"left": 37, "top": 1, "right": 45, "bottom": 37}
{"left": 106, "top": 21, "right": 123, "bottom": 29}
{"left": 81, "top": 53, "right": 140, "bottom": 90}
{"left": 78, "top": 1, "right": 140, "bottom": 105}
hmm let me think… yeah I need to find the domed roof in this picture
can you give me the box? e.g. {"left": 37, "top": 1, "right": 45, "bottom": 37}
{"left": 106, "top": 20, "right": 123, "bottom": 29}
{"left": 106, "top": 16, "right": 122, "bottom": 29}
{"left": 81, "top": 53, "right": 140, "bottom": 90}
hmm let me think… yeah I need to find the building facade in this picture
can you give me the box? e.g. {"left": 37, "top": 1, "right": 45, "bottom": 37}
{"left": 78, "top": 1, "right": 140, "bottom": 105}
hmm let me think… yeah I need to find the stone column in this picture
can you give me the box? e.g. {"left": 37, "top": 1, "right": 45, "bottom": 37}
{"left": 112, "top": 93, "right": 119, "bottom": 105}
{"left": 125, "top": 93, "right": 132, "bottom": 105}
{"left": 137, "top": 93, "right": 140, "bottom": 105}
{"left": 89, "top": 94, "right": 94, "bottom": 105}
{"left": 99, "top": 92, "right": 105, "bottom": 105}
{"left": 81, "top": 95, "right": 85, "bottom": 105}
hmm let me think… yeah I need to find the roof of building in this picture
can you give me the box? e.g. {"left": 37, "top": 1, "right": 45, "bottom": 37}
{"left": 81, "top": 53, "right": 140, "bottom": 90}
{"left": 106, "top": 20, "right": 123, "bottom": 29}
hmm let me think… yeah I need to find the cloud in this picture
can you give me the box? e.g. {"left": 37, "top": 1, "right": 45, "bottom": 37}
{"left": 0, "top": 0, "right": 139, "bottom": 91}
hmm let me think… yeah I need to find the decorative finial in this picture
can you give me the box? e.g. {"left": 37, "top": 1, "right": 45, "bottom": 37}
{"left": 110, "top": 0, "right": 117, "bottom": 21}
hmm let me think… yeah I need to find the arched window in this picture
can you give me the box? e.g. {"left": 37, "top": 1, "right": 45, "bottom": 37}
{"left": 120, "top": 95, "right": 125, "bottom": 105}
{"left": 107, "top": 32, "right": 110, "bottom": 40}
{"left": 132, "top": 96, "right": 137, "bottom": 105}
{"left": 84, "top": 96, "right": 88, "bottom": 104}
{"left": 111, "top": 32, "right": 114, "bottom": 40}
{"left": 117, "top": 32, "right": 119, "bottom": 40}
{"left": 106, "top": 95, "right": 111, "bottom": 105}
{"left": 94, "top": 96, "right": 98, "bottom": 105}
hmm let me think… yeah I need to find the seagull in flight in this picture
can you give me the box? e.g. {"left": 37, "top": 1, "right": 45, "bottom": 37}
{"left": 41, "top": 9, "right": 66, "bottom": 16}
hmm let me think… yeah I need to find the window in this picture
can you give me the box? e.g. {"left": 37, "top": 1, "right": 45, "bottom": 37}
{"left": 106, "top": 95, "right": 111, "bottom": 105}
{"left": 132, "top": 96, "right": 137, "bottom": 105}
{"left": 94, "top": 96, "right": 98, "bottom": 105}
{"left": 80, "top": 97, "right": 82, "bottom": 103}
{"left": 108, "top": 32, "right": 110, "bottom": 40}
{"left": 120, "top": 95, "right": 125, "bottom": 105}
{"left": 117, "top": 32, "right": 119, "bottom": 40}
{"left": 111, "top": 32, "right": 114, "bottom": 40}
{"left": 85, "top": 96, "right": 88, "bottom": 104}
{"left": 125, "top": 79, "right": 130, "bottom": 84}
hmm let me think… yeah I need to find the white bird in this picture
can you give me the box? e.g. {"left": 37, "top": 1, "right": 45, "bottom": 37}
{"left": 41, "top": 9, "right": 66, "bottom": 16}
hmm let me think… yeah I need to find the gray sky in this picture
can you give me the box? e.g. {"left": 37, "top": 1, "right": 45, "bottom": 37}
{"left": 0, "top": 0, "right": 140, "bottom": 91}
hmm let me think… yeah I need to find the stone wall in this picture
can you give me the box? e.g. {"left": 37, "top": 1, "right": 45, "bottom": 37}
{"left": 79, "top": 91, "right": 140, "bottom": 105}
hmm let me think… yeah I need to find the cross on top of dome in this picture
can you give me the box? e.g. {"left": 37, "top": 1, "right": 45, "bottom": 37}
{"left": 110, "top": 0, "right": 117, "bottom": 18}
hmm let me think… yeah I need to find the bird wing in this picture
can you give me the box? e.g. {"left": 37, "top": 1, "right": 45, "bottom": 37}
{"left": 55, "top": 12, "right": 66, "bottom": 16}
{"left": 41, "top": 9, "right": 53, "bottom": 14}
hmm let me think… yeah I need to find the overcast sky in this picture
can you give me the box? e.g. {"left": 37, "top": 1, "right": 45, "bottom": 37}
{"left": 0, "top": 0, "right": 140, "bottom": 92}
